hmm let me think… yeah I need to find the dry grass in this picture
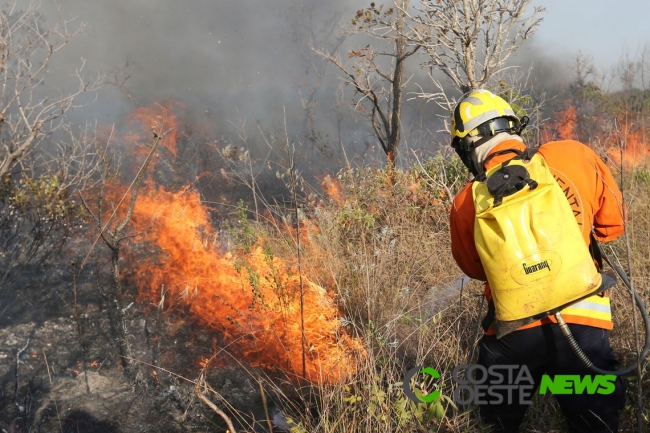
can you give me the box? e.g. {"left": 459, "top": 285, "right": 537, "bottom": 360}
{"left": 230, "top": 154, "right": 650, "bottom": 432}
{"left": 607, "top": 164, "right": 650, "bottom": 429}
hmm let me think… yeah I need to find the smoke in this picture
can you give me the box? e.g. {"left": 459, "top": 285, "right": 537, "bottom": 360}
{"left": 38, "top": 0, "right": 577, "bottom": 170}
{"left": 41, "top": 1, "right": 352, "bottom": 117}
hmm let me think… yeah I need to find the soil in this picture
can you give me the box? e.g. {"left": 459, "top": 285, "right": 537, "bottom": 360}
{"left": 0, "top": 258, "right": 294, "bottom": 433}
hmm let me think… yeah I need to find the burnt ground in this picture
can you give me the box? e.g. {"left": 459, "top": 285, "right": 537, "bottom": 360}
{"left": 0, "top": 254, "right": 300, "bottom": 433}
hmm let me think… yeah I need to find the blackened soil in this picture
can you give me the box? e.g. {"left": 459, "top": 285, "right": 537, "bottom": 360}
{"left": 0, "top": 258, "right": 295, "bottom": 433}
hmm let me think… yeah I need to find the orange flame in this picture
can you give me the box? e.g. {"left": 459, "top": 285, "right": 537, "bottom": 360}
{"left": 98, "top": 101, "right": 364, "bottom": 384}
{"left": 605, "top": 126, "right": 650, "bottom": 168}
{"left": 126, "top": 100, "right": 184, "bottom": 157}
{"left": 129, "top": 186, "right": 363, "bottom": 383}
{"left": 540, "top": 101, "right": 649, "bottom": 169}
{"left": 320, "top": 174, "right": 343, "bottom": 204}
{"left": 540, "top": 103, "right": 577, "bottom": 142}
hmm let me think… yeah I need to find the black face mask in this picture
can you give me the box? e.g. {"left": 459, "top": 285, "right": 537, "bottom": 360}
{"left": 454, "top": 142, "right": 478, "bottom": 176}
{"left": 453, "top": 136, "right": 493, "bottom": 177}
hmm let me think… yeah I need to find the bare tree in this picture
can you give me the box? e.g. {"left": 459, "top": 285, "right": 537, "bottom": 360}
{"left": 406, "top": 0, "right": 544, "bottom": 114}
{"left": 314, "top": 1, "right": 420, "bottom": 170}
{"left": 617, "top": 48, "right": 643, "bottom": 93}
{"left": 0, "top": 124, "right": 100, "bottom": 297}
{"left": 0, "top": 2, "right": 100, "bottom": 299}
{"left": 0, "top": 2, "right": 99, "bottom": 180}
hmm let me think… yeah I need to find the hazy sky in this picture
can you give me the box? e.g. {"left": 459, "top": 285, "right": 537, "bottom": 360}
{"left": 531, "top": 0, "right": 650, "bottom": 75}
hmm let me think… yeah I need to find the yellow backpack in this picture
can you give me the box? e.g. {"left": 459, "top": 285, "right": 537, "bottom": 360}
{"left": 472, "top": 148, "right": 615, "bottom": 337}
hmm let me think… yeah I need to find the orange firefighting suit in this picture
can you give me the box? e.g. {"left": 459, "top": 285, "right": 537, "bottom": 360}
{"left": 449, "top": 138, "right": 626, "bottom": 432}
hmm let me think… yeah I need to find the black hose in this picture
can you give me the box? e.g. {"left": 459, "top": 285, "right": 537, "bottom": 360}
{"left": 557, "top": 244, "right": 650, "bottom": 376}
{"left": 555, "top": 312, "right": 596, "bottom": 369}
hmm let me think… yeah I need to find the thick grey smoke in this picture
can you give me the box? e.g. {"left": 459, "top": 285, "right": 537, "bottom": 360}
{"left": 39, "top": 1, "right": 385, "bottom": 163}
{"left": 42, "top": 1, "right": 356, "bottom": 116}
{"left": 38, "top": 0, "right": 574, "bottom": 169}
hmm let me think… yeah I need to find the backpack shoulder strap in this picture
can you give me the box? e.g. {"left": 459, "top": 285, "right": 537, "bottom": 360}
{"left": 476, "top": 147, "right": 537, "bottom": 182}
{"left": 482, "top": 148, "right": 523, "bottom": 169}
{"left": 478, "top": 146, "right": 541, "bottom": 207}
{"left": 520, "top": 146, "right": 540, "bottom": 161}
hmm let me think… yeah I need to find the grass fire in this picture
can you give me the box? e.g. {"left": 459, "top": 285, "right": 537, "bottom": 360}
{"left": 2, "top": 1, "right": 650, "bottom": 432}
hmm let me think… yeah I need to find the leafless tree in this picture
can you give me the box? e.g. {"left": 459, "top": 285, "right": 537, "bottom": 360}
{"left": 405, "top": 0, "right": 544, "bottom": 115}
{"left": 314, "top": 1, "right": 420, "bottom": 170}
{"left": 617, "top": 48, "right": 643, "bottom": 93}
{"left": 0, "top": 2, "right": 100, "bottom": 299}
{"left": 0, "top": 1, "right": 100, "bottom": 180}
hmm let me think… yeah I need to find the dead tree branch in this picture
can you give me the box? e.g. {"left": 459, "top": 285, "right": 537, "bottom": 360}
{"left": 405, "top": 0, "right": 544, "bottom": 112}
{"left": 313, "top": 0, "right": 420, "bottom": 170}
{"left": 194, "top": 372, "right": 237, "bottom": 433}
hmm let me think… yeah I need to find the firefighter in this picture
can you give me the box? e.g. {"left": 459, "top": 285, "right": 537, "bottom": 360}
{"left": 448, "top": 89, "right": 626, "bottom": 432}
